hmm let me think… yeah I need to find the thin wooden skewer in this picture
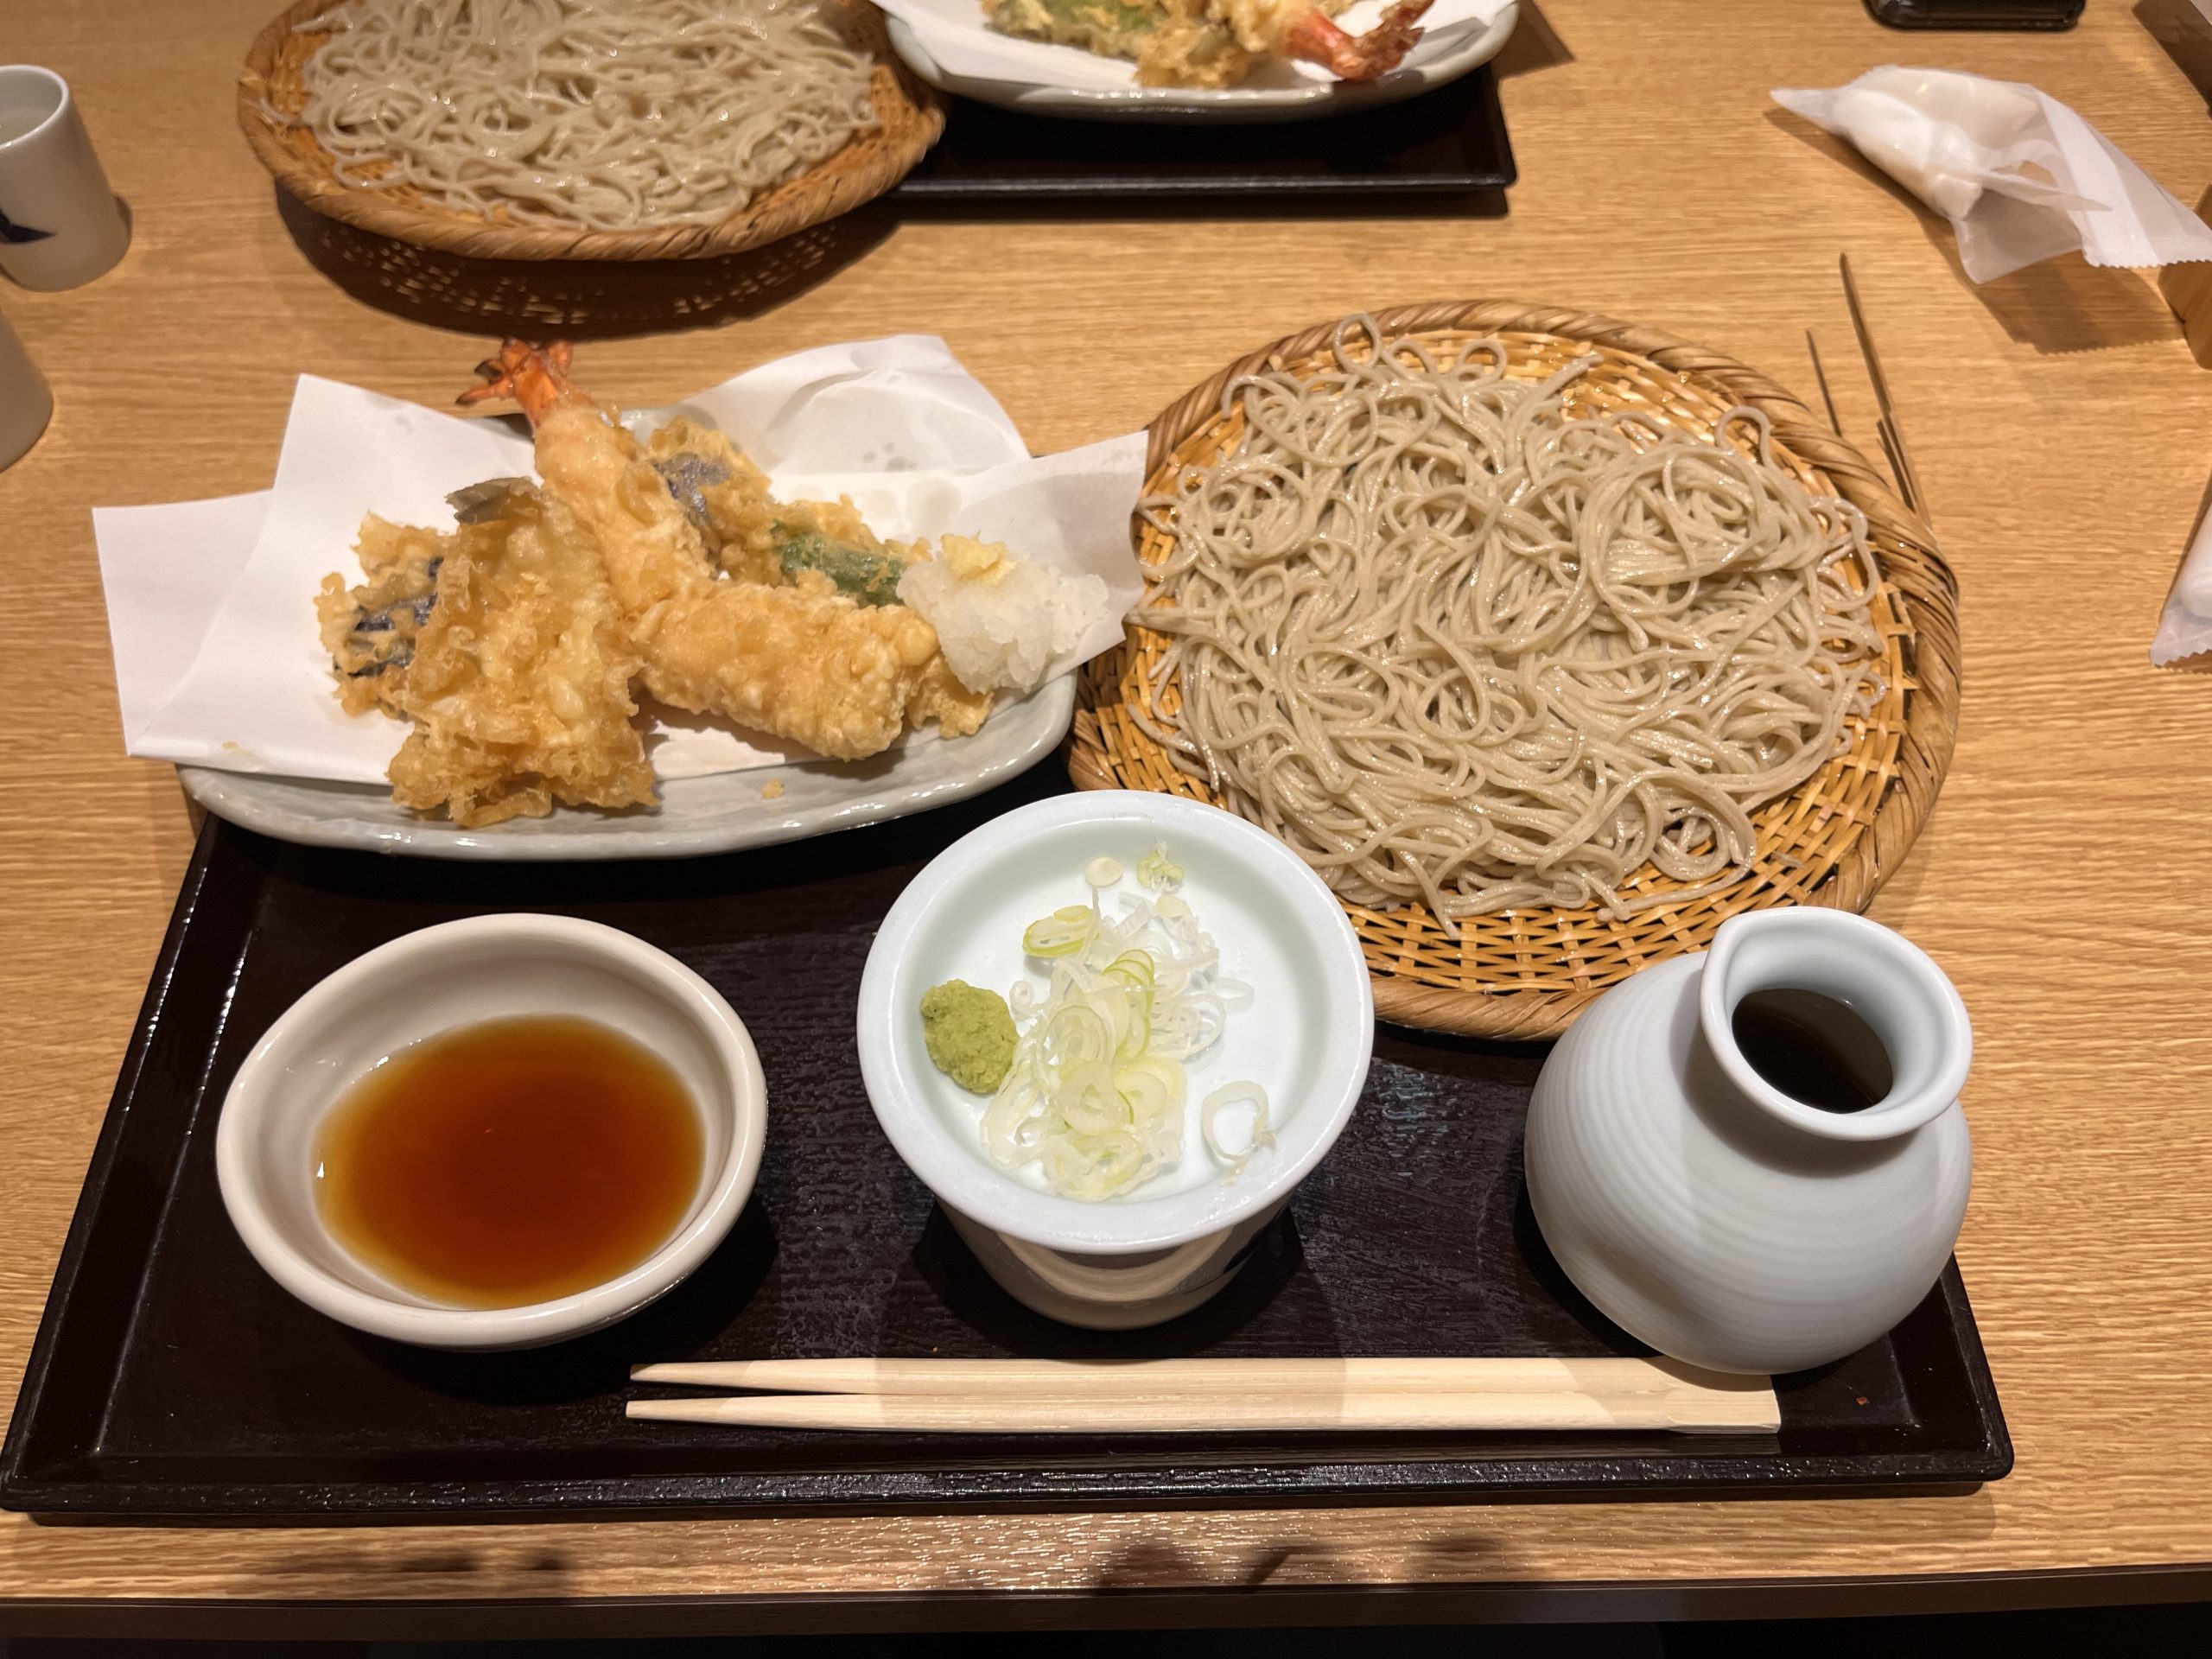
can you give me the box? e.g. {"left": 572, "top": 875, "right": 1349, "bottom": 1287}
{"left": 1806, "top": 327, "right": 1845, "bottom": 435}
{"left": 1840, "top": 251, "right": 1929, "bottom": 519}
{"left": 1878, "top": 424, "right": 1916, "bottom": 512}
{"left": 627, "top": 1357, "right": 1781, "bottom": 1435}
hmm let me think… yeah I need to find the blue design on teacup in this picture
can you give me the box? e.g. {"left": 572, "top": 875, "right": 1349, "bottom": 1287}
{"left": 0, "top": 207, "right": 55, "bottom": 244}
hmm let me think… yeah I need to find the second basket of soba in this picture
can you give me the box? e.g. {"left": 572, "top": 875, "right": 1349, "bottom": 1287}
{"left": 1071, "top": 302, "right": 1961, "bottom": 1042}
{"left": 237, "top": 0, "right": 944, "bottom": 260}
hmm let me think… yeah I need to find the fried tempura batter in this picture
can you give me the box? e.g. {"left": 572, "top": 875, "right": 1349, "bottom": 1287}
{"left": 317, "top": 484, "right": 652, "bottom": 828}
{"left": 982, "top": 0, "right": 1431, "bottom": 90}
{"left": 319, "top": 518, "right": 442, "bottom": 706}
{"left": 641, "top": 420, "right": 994, "bottom": 741}
{"left": 467, "top": 344, "right": 988, "bottom": 760}
{"left": 645, "top": 419, "right": 914, "bottom": 604}
{"left": 319, "top": 343, "right": 1027, "bottom": 827}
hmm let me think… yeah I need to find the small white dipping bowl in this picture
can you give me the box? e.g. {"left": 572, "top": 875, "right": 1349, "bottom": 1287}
{"left": 215, "top": 915, "right": 766, "bottom": 1351}
{"left": 857, "top": 791, "right": 1373, "bottom": 1329}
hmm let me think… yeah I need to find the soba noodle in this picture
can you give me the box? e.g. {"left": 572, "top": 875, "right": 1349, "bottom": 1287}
{"left": 282, "top": 0, "right": 880, "bottom": 231}
{"left": 1135, "top": 317, "right": 1885, "bottom": 925}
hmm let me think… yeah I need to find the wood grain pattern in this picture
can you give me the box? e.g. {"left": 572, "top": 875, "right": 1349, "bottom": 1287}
{"left": 3, "top": 0, "right": 2212, "bottom": 1623}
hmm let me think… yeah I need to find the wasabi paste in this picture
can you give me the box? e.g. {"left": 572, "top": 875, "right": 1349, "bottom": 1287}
{"left": 919, "top": 979, "right": 1017, "bottom": 1095}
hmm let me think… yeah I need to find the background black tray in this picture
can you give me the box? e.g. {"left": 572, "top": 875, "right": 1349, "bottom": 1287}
{"left": 889, "top": 67, "right": 1515, "bottom": 200}
{"left": 0, "top": 766, "right": 2007, "bottom": 1520}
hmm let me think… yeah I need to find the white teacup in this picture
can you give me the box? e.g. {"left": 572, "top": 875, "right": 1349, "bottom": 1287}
{"left": 0, "top": 303, "right": 50, "bottom": 470}
{"left": 857, "top": 792, "right": 1374, "bottom": 1330}
{"left": 0, "top": 66, "right": 129, "bottom": 290}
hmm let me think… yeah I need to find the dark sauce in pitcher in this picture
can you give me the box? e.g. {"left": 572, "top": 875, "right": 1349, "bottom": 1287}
{"left": 1730, "top": 988, "right": 1894, "bottom": 1114}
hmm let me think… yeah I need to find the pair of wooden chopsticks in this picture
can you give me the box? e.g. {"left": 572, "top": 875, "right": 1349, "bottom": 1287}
{"left": 626, "top": 1357, "right": 1781, "bottom": 1435}
{"left": 1807, "top": 252, "right": 1929, "bottom": 520}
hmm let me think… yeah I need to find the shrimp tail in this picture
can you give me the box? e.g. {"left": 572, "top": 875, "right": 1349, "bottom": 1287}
{"left": 1283, "top": 0, "right": 1432, "bottom": 81}
{"left": 456, "top": 338, "right": 580, "bottom": 423}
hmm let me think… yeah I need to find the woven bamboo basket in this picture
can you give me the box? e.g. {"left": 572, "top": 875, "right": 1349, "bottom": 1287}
{"left": 1069, "top": 302, "right": 1961, "bottom": 1042}
{"left": 236, "top": 0, "right": 943, "bottom": 262}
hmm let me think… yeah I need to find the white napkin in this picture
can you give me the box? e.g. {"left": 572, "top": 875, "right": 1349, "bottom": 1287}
{"left": 99, "top": 336, "right": 1147, "bottom": 783}
{"left": 876, "top": 0, "right": 1514, "bottom": 92}
{"left": 1774, "top": 67, "right": 2212, "bottom": 283}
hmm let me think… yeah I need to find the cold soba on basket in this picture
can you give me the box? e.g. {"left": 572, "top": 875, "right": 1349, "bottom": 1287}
{"left": 238, "top": 0, "right": 944, "bottom": 259}
{"left": 1075, "top": 302, "right": 1958, "bottom": 1040}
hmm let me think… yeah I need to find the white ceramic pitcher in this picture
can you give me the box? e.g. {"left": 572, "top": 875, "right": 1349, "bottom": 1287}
{"left": 1524, "top": 907, "right": 1973, "bottom": 1376}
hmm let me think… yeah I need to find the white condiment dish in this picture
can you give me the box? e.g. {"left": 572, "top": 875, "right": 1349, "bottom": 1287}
{"left": 856, "top": 791, "right": 1373, "bottom": 1328}
{"left": 215, "top": 915, "right": 767, "bottom": 1351}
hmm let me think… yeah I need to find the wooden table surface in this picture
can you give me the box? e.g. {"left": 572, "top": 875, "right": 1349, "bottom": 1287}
{"left": 5, "top": 0, "right": 2212, "bottom": 1636}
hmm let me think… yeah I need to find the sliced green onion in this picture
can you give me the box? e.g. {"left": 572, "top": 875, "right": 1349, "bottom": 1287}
{"left": 982, "top": 855, "right": 1260, "bottom": 1202}
{"left": 1136, "top": 842, "right": 1184, "bottom": 891}
{"left": 1201, "top": 1081, "right": 1273, "bottom": 1169}
{"left": 1114, "top": 996, "right": 1151, "bottom": 1065}
{"left": 1022, "top": 904, "right": 1096, "bottom": 958}
{"left": 1103, "top": 950, "right": 1156, "bottom": 1007}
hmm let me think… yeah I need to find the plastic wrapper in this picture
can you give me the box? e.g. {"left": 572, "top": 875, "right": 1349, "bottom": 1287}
{"left": 2154, "top": 499, "right": 2212, "bottom": 667}
{"left": 1774, "top": 66, "right": 2212, "bottom": 283}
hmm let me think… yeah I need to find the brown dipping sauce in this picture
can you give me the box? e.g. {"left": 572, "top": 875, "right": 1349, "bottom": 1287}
{"left": 1730, "top": 988, "right": 1895, "bottom": 1115}
{"left": 315, "top": 1015, "right": 703, "bottom": 1309}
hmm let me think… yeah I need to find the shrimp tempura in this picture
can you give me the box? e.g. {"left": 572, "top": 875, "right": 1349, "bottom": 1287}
{"left": 470, "top": 344, "right": 949, "bottom": 761}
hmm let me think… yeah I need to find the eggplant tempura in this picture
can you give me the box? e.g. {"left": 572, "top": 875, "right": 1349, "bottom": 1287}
{"left": 317, "top": 482, "right": 652, "bottom": 828}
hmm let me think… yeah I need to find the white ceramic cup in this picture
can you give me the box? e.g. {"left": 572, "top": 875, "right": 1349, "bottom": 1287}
{"left": 0, "top": 66, "right": 129, "bottom": 290}
{"left": 857, "top": 791, "right": 1374, "bottom": 1330}
{"left": 215, "top": 915, "right": 770, "bottom": 1351}
{"left": 0, "top": 302, "right": 49, "bottom": 469}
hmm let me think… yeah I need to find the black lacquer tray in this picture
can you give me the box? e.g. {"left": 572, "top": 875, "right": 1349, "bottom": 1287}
{"left": 0, "top": 766, "right": 2007, "bottom": 1520}
{"left": 890, "top": 67, "right": 1515, "bottom": 201}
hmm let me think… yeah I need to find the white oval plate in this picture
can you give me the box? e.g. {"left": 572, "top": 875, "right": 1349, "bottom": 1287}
{"left": 884, "top": 0, "right": 1516, "bottom": 124}
{"left": 181, "top": 674, "right": 1075, "bottom": 861}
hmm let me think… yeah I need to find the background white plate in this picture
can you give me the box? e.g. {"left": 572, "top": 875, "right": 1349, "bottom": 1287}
{"left": 181, "top": 676, "right": 1075, "bottom": 861}
{"left": 885, "top": 0, "right": 1516, "bottom": 124}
